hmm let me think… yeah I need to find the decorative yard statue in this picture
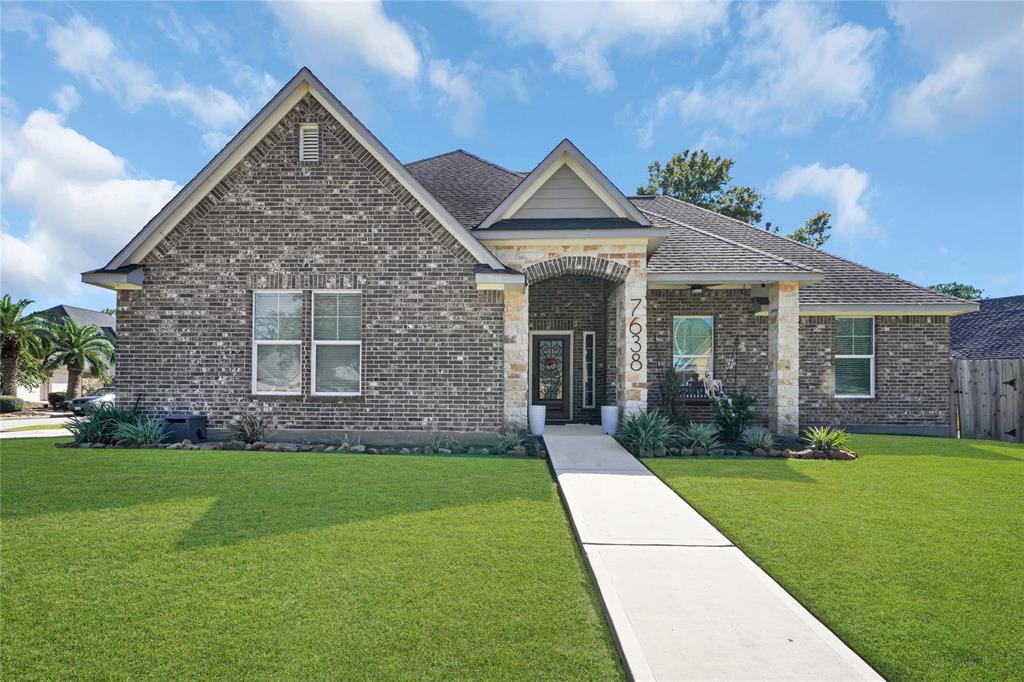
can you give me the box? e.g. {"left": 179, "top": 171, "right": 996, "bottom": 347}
{"left": 703, "top": 372, "right": 725, "bottom": 400}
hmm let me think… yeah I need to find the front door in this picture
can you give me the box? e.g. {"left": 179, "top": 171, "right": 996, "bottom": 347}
{"left": 532, "top": 334, "right": 571, "bottom": 422}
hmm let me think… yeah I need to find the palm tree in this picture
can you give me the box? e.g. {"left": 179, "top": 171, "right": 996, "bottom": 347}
{"left": 0, "top": 295, "right": 44, "bottom": 396}
{"left": 51, "top": 319, "right": 114, "bottom": 400}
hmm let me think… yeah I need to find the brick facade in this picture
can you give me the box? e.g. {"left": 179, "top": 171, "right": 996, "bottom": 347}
{"left": 647, "top": 291, "right": 952, "bottom": 431}
{"left": 116, "top": 94, "right": 505, "bottom": 431}
{"left": 800, "top": 315, "right": 951, "bottom": 428}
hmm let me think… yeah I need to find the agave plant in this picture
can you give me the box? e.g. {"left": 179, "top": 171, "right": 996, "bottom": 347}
{"left": 801, "top": 426, "right": 851, "bottom": 452}
{"left": 677, "top": 422, "right": 723, "bottom": 451}
{"left": 740, "top": 426, "right": 777, "bottom": 450}
{"left": 616, "top": 410, "right": 677, "bottom": 457}
{"left": 229, "top": 413, "right": 268, "bottom": 444}
{"left": 493, "top": 426, "right": 527, "bottom": 454}
{"left": 66, "top": 406, "right": 140, "bottom": 444}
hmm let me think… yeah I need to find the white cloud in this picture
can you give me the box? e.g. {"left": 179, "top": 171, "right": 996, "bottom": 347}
{"left": 888, "top": 2, "right": 1024, "bottom": 135}
{"left": 1, "top": 109, "right": 180, "bottom": 299}
{"left": 44, "top": 15, "right": 274, "bottom": 135}
{"left": 428, "top": 59, "right": 484, "bottom": 137}
{"left": 638, "top": 2, "right": 884, "bottom": 145}
{"left": 774, "top": 163, "right": 872, "bottom": 235}
{"left": 269, "top": 0, "right": 421, "bottom": 80}
{"left": 51, "top": 85, "right": 80, "bottom": 114}
{"left": 467, "top": 1, "right": 728, "bottom": 91}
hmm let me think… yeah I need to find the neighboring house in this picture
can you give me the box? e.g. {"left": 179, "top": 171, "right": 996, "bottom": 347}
{"left": 82, "top": 68, "right": 977, "bottom": 437}
{"left": 16, "top": 305, "right": 116, "bottom": 403}
{"left": 950, "top": 295, "right": 1024, "bottom": 359}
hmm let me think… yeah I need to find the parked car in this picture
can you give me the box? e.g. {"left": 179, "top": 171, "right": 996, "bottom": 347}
{"left": 68, "top": 387, "right": 116, "bottom": 415}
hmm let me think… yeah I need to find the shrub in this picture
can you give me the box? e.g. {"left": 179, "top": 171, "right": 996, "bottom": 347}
{"left": 710, "top": 387, "right": 757, "bottom": 442}
{"left": 678, "top": 422, "right": 723, "bottom": 451}
{"left": 0, "top": 396, "right": 25, "bottom": 413}
{"left": 802, "top": 425, "right": 851, "bottom": 452}
{"left": 616, "top": 410, "right": 677, "bottom": 457}
{"left": 493, "top": 426, "right": 527, "bottom": 454}
{"left": 660, "top": 368, "right": 688, "bottom": 425}
{"left": 740, "top": 426, "right": 777, "bottom": 450}
{"left": 229, "top": 413, "right": 267, "bottom": 444}
{"left": 427, "top": 428, "right": 458, "bottom": 452}
{"left": 66, "top": 406, "right": 138, "bottom": 444}
{"left": 47, "top": 391, "right": 66, "bottom": 409}
{"left": 114, "top": 418, "right": 169, "bottom": 447}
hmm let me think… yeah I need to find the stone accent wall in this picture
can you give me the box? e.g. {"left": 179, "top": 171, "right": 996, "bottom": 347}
{"left": 768, "top": 281, "right": 800, "bottom": 435}
{"left": 800, "top": 315, "right": 951, "bottom": 428}
{"left": 116, "top": 94, "right": 504, "bottom": 431}
{"left": 647, "top": 289, "right": 770, "bottom": 424}
{"left": 528, "top": 275, "right": 612, "bottom": 423}
{"left": 489, "top": 242, "right": 648, "bottom": 418}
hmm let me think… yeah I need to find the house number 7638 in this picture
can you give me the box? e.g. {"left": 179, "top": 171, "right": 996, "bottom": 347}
{"left": 629, "top": 298, "right": 644, "bottom": 371}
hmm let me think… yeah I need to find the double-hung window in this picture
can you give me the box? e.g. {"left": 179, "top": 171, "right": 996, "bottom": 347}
{"left": 834, "top": 317, "right": 874, "bottom": 398}
{"left": 253, "top": 292, "right": 303, "bottom": 394}
{"left": 312, "top": 291, "right": 362, "bottom": 395}
{"left": 672, "top": 316, "right": 713, "bottom": 383}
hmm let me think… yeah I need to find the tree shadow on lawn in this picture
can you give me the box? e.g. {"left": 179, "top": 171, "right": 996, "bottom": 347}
{"left": 650, "top": 457, "right": 819, "bottom": 484}
{"left": 1, "top": 449, "right": 553, "bottom": 549}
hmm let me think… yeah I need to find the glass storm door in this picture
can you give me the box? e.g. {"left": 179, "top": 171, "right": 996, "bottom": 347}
{"left": 532, "top": 334, "right": 571, "bottom": 421}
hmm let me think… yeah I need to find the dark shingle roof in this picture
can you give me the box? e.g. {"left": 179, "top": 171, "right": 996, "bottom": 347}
{"left": 643, "top": 208, "right": 818, "bottom": 274}
{"left": 406, "top": 150, "right": 524, "bottom": 228}
{"left": 33, "top": 305, "right": 116, "bottom": 338}
{"left": 630, "top": 195, "right": 967, "bottom": 306}
{"left": 950, "top": 295, "right": 1024, "bottom": 359}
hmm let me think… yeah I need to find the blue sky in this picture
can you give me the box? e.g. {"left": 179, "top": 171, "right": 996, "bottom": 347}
{"left": 2, "top": 1, "right": 1022, "bottom": 313}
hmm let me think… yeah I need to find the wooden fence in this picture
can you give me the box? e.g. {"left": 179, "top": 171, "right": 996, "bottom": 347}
{"left": 950, "top": 359, "right": 1024, "bottom": 442}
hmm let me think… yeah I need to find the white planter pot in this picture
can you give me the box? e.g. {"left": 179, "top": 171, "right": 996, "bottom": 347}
{"left": 528, "top": 405, "right": 547, "bottom": 436}
{"left": 601, "top": 406, "right": 619, "bottom": 435}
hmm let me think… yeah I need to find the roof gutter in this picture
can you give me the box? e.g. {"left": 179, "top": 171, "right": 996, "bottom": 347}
{"left": 649, "top": 271, "right": 824, "bottom": 285}
{"left": 798, "top": 302, "right": 980, "bottom": 316}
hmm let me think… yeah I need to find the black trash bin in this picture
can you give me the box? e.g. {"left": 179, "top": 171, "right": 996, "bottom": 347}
{"left": 163, "top": 413, "right": 208, "bottom": 443}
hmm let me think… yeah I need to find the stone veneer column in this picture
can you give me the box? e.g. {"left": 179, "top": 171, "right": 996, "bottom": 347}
{"left": 503, "top": 286, "right": 529, "bottom": 428}
{"left": 616, "top": 266, "right": 648, "bottom": 416}
{"left": 768, "top": 281, "right": 800, "bottom": 435}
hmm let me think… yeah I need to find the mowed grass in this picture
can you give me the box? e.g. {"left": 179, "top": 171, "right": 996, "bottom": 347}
{"left": 647, "top": 435, "right": 1024, "bottom": 682}
{"left": 1, "top": 439, "right": 622, "bottom": 680}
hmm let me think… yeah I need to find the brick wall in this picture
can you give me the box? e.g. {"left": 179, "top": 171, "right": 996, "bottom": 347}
{"left": 116, "top": 94, "right": 504, "bottom": 431}
{"left": 648, "top": 291, "right": 951, "bottom": 430}
{"left": 648, "top": 289, "right": 770, "bottom": 424}
{"left": 528, "top": 275, "right": 613, "bottom": 422}
{"left": 800, "top": 315, "right": 950, "bottom": 428}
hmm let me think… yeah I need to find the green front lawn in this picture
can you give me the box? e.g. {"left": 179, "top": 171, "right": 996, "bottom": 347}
{"left": 1, "top": 439, "right": 622, "bottom": 680}
{"left": 648, "top": 435, "right": 1024, "bottom": 682}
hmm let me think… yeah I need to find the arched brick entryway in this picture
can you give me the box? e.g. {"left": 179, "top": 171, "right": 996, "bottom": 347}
{"left": 524, "top": 256, "right": 630, "bottom": 285}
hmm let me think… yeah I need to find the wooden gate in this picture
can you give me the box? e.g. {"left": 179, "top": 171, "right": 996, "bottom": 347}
{"left": 950, "top": 359, "right": 1024, "bottom": 442}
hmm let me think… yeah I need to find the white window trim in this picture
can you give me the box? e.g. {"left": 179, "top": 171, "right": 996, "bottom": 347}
{"left": 582, "top": 331, "right": 596, "bottom": 409}
{"left": 672, "top": 315, "right": 715, "bottom": 378}
{"left": 834, "top": 316, "right": 875, "bottom": 399}
{"left": 252, "top": 290, "right": 303, "bottom": 396}
{"left": 311, "top": 290, "right": 362, "bottom": 397}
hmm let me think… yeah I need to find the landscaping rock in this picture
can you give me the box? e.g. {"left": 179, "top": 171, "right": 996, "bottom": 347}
{"left": 280, "top": 443, "right": 299, "bottom": 452}
{"left": 350, "top": 444, "right": 366, "bottom": 453}
{"left": 752, "top": 448, "right": 767, "bottom": 457}
{"left": 678, "top": 447, "right": 693, "bottom": 456}
{"left": 251, "top": 441, "right": 267, "bottom": 450}
{"left": 511, "top": 445, "right": 527, "bottom": 456}
{"left": 422, "top": 446, "right": 434, "bottom": 455}
{"left": 829, "top": 449, "right": 856, "bottom": 460}
{"left": 437, "top": 448, "right": 452, "bottom": 455}
{"left": 692, "top": 446, "right": 705, "bottom": 456}
{"left": 399, "top": 448, "right": 411, "bottom": 455}
{"left": 768, "top": 448, "right": 782, "bottom": 457}
{"left": 366, "top": 447, "right": 379, "bottom": 454}
{"left": 653, "top": 445, "right": 667, "bottom": 457}
{"left": 710, "top": 449, "right": 725, "bottom": 456}
{"left": 724, "top": 449, "right": 737, "bottom": 456}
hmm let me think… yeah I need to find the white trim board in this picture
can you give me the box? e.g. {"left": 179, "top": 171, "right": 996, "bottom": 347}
{"left": 100, "top": 68, "right": 502, "bottom": 274}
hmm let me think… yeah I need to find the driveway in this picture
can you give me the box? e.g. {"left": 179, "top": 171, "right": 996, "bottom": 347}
{"left": 545, "top": 425, "right": 882, "bottom": 681}
{"left": 0, "top": 415, "right": 72, "bottom": 440}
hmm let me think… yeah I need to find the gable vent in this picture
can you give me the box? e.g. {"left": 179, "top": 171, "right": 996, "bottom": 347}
{"left": 299, "top": 123, "right": 319, "bottom": 163}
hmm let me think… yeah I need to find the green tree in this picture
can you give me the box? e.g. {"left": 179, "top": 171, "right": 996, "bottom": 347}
{"left": 0, "top": 295, "right": 45, "bottom": 396}
{"left": 637, "top": 150, "right": 765, "bottom": 225}
{"left": 50, "top": 319, "right": 114, "bottom": 400}
{"left": 17, "top": 334, "right": 60, "bottom": 391}
{"left": 928, "top": 282, "right": 984, "bottom": 300}
{"left": 787, "top": 211, "right": 833, "bottom": 248}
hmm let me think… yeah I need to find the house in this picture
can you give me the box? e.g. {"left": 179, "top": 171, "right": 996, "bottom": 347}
{"left": 950, "top": 295, "right": 1024, "bottom": 359}
{"left": 16, "top": 305, "right": 116, "bottom": 403}
{"left": 81, "top": 68, "right": 977, "bottom": 437}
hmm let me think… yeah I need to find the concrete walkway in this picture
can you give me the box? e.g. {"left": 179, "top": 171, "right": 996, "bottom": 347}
{"left": 0, "top": 416, "right": 71, "bottom": 440}
{"left": 545, "top": 425, "right": 882, "bottom": 682}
